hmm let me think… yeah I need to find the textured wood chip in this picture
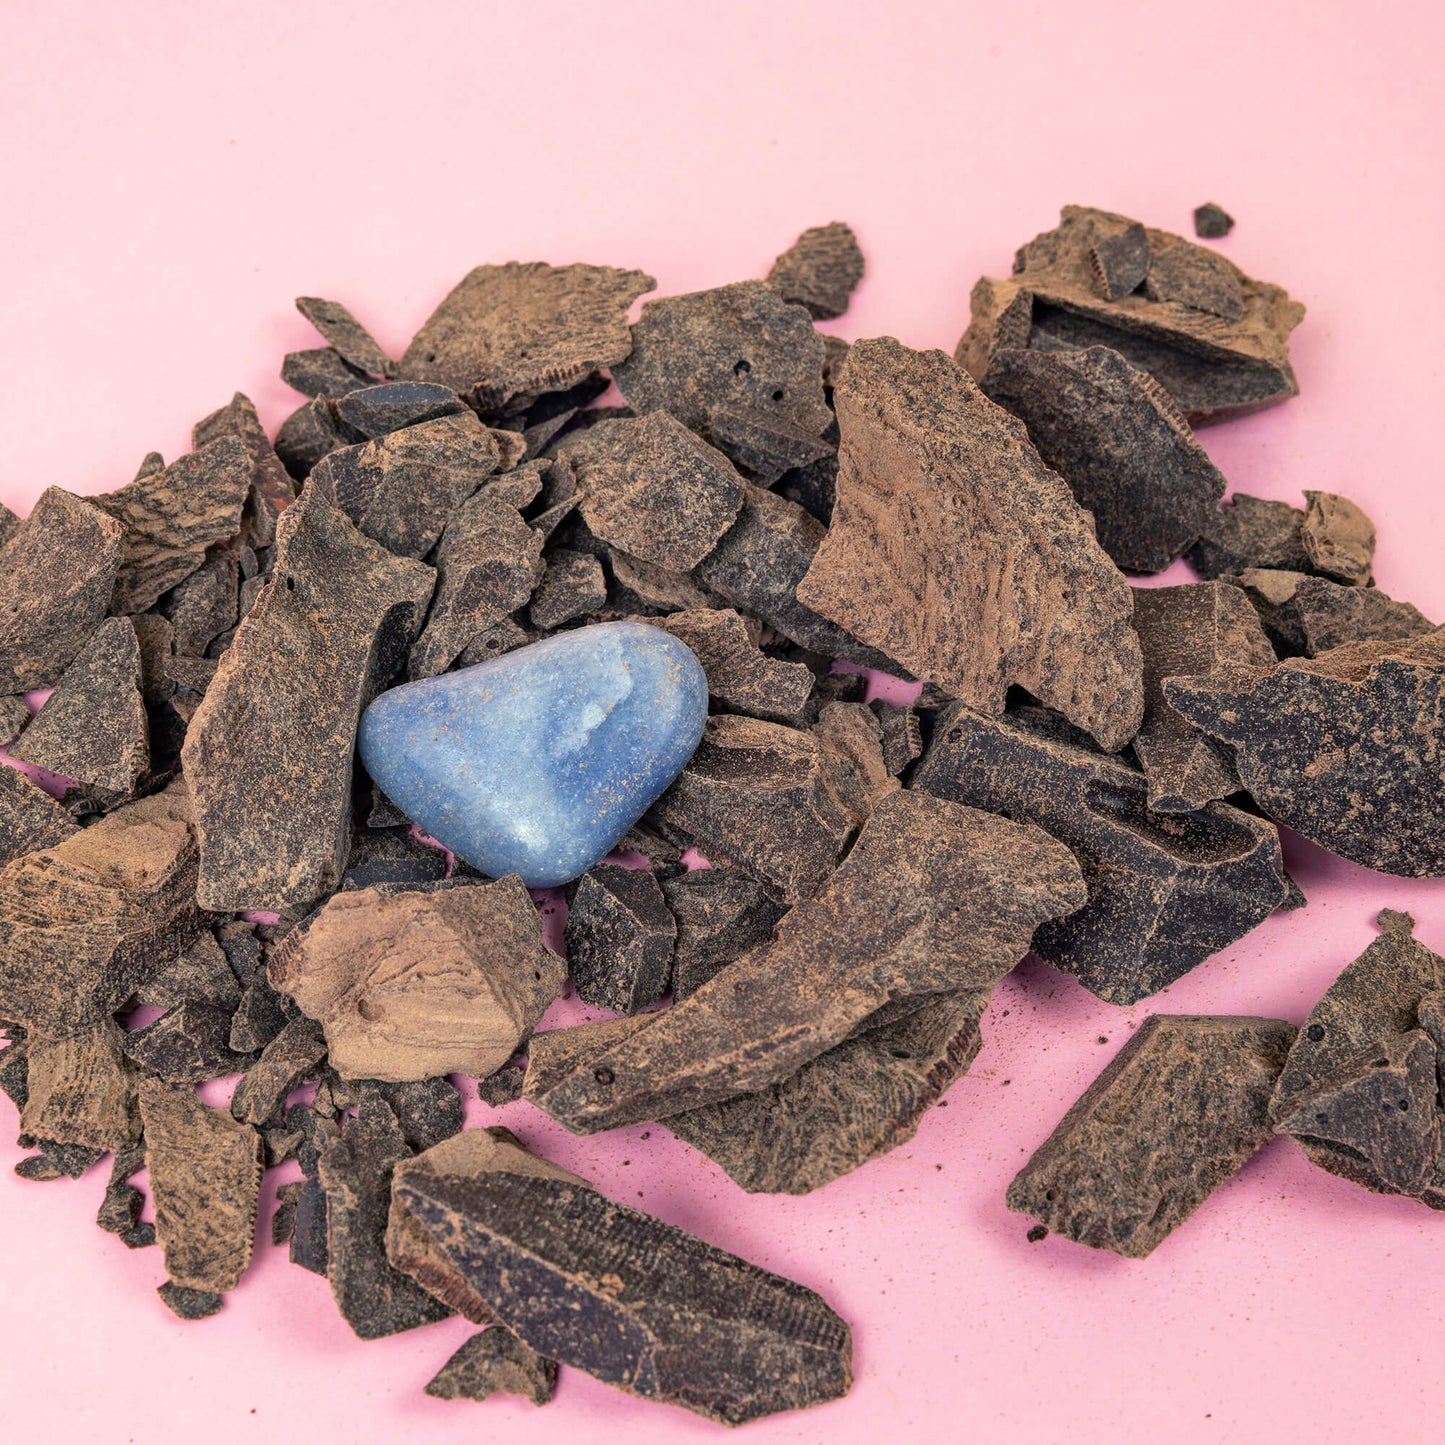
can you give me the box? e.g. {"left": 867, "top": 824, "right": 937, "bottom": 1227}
{"left": 124, "top": 999, "right": 252, "bottom": 1083}
{"left": 139, "top": 1077, "right": 264, "bottom": 1292}
{"left": 333, "top": 380, "right": 467, "bottom": 437}
{"left": 163, "top": 550, "right": 241, "bottom": 658}
{"left": 1088, "top": 220, "right": 1150, "bottom": 300}
{"left": 229, "top": 1016, "right": 327, "bottom": 1125}
{"left": 564, "top": 865, "right": 676, "bottom": 1014}
{"left": 399, "top": 262, "right": 655, "bottom": 410}
{"left": 281, "top": 347, "right": 374, "bottom": 400}
{"left": 1007, "top": 1015, "right": 1295, "bottom": 1258}
{"left": 1165, "top": 629, "right": 1445, "bottom": 877}
{"left": 274, "top": 396, "right": 354, "bottom": 478}
{"left": 528, "top": 548, "right": 606, "bottom": 630}
{"left": 1188, "top": 492, "right": 1311, "bottom": 579}
{"left": 1232, "top": 569, "right": 1435, "bottom": 657}
{"left": 182, "top": 487, "right": 435, "bottom": 912}
{"left": 156, "top": 1282, "right": 225, "bottom": 1320}
{"left": 1301, "top": 490, "right": 1375, "bottom": 586}
{"left": 425, "top": 1327, "right": 557, "bottom": 1405}
{"left": 797, "top": 337, "right": 1144, "bottom": 750}
{"left": 1194, "top": 203, "right": 1234, "bottom": 239}
{"left": 133, "top": 929, "right": 240, "bottom": 1012}
{"left": 0, "top": 488, "right": 124, "bottom": 692}
{"left": 661, "top": 866, "right": 789, "bottom": 1000}
{"left": 982, "top": 345, "right": 1226, "bottom": 573}
{"left": 766, "top": 221, "right": 865, "bottom": 320}
{"left": 269, "top": 878, "right": 564, "bottom": 1082}
{"left": 191, "top": 392, "right": 296, "bottom": 550}
{"left": 956, "top": 206, "right": 1304, "bottom": 423}
{"left": 0, "top": 766, "right": 78, "bottom": 864}
{"left": 296, "top": 296, "right": 396, "bottom": 378}
{"left": 19, "top": 1019, "right": 137, "bottom": 1153}
{"left": 529, "top": 789, "right": 1084, "bottom": 1132}
{"left": 1131, "top": 581, "right": 1277, "bottom": 812}
{"left": 393, "top": 1169, "right": 853, "bottom": 1425}
{"left": 871, "top": 700, "right": 923, "bottom": 776}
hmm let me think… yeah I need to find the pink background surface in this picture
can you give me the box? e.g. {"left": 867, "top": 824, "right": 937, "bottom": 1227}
{"left": 2, "top": 3, "right": 1443, "bottom": 1441}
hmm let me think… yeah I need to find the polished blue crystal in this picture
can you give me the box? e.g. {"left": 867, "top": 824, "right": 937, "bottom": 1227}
{"left": 358, "top": 621, "right": 708, "bottom": 887}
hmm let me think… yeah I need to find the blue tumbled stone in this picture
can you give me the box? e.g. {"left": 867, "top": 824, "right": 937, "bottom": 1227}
{"left": 357, "top": 621, "right": 708, "bottom": 887}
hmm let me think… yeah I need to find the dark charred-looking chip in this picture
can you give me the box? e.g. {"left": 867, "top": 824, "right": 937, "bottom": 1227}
{"left": 191, "top": 393, "right": 296, "bottom": 551}
{"left": 870, "top": 701, "right": 923, "bottom": 777}
{"left": 1188, "top": 492, "right": 1311, "bottom": 579}
{"left": 0, "top": 766, "right": 78, "bottom": 864}
{"left": 333, "top": 381, "right": 466, "bottom": 438}
{"left": 913, "top": 705, "right": 1289, "bottom": 1004}
{"left": 1143, "top": 240, "right": 1246, "bottom": 320}
{"left": 11, "top": 617, "right": 149, "bottom": 807}
{"left": 393, "top": 1169, "right": 853, "bottom": 1425}
{"left": 564, "top": 865, "right": 676, "bottom": 1015}
{"left": 797, "top": 337, "right": 1144, "bottom": 751}
{"left": 476, "top": 1065, "right": 526, "bottom": 1107}
{"left": 281, "top": 347, "right": 374, "bottom": 400}
{"left": 1301, "top": 490, "right": 1376, "bottom": 586}
{"left": 124, "top": 1000, "right": 252, "bottom": 1083}
{"left": 1165, "top": 629, "right": 1445, "bottom": 877}
{"left": 295, "top": 296, "right": 396, "bottom": 379}
{"left": 0, "top": 487, "right": 123, "bottom": 692}
{"left": 425, "top": 1327, "right": 558, "bottom": 1405}
{"left": 274, "top": 397, "right": 355, "bottom": 479}
{"left": 765, "top": 222, "right": 865, "bottom": 321}
{"left": 528, "top": 549, "right": 606, "bottom": 630}
{"left": 230, "top": 1016, "right": 327, "bottom": 1126}
{"left": 341, "top": 826, "right": 448, "bottom": 892}
{"left": 612, "top": 280, "right": 834, "bottom": 484}
{"left": 1233, "top": 568, "right": 1435, "bottom": 657}
{"left": 0, "top": 695, "right": 30, "bottom": 744}
{"left": 134, "top": 929, "right": 240, "bottom": 1013}
{"left": 374, "top": 1075, "right": 464, "bottom": 1152}
{"left": 157, "top": 1282, "right": 225, "bottom": 1321}
{"left": 14, "top": 1140, "right": 106, "bottom": 1181}
{"left": 162, "top": 551, "right": 241, "bottom": 659}
{"left": 139, "top": 1076, "right": 264, "bottom": 1293}
{"left": 660, "top": 866, "right": 789, "bottom": 1001}
{"left": 182, "top": 487, "right": 435, "bottom": 913}
{"left": 399, "top": 262, "right": 654, "bottom": 410}
{"left": 529, "top": 790, "right": 1084, "bottom": 1133}
{"left": 1007, "top": 1014, "right": 1295, "bottom": 1258}
{"left": 1087, "top": 220, "right": 1150, "bottom": 300}
{"left": 981, "top": 345, "right": 1226, "bottom": 574}
{"left": 1194, "top": 203, "right": 1235, "bottom": 239}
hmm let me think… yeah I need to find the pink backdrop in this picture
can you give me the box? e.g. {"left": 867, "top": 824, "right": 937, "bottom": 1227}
{"left": 1, "top": 3, "right": 1442, "bottom": 1441}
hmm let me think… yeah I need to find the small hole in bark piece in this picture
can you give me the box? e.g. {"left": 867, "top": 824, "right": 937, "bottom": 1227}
{"left": 771, "top": 389, "right": 784, "bottom": 402}
{"left": 1316, "top": 1113, "right": 1328, "bottom": 1125}
{"left": 357, "top": 998, "right": 380, "bottom": 1021}
{"left": 487, "top": 638, "right": 502, "bottom": 650}
{"left": 284, "top": 576, "right": 296, "bottom": 592}
{"left": 947, "top": 727, "right": 963, "bottom": 743}
{"left": 733, "top": 359, "right": 751, "bottom": 377}
{"left": 1371, "top": 1058, "right": 1388, "bottom": 1067}
{"left": 594, "top": 1067, "right": 615, "bottom": 1086}
{"left": 889, "top": 1049, "right": 912, "bottom": 1060}
{"left": 1306, "top": 1024, "right": 1325, "bottom": 1042}
{"left": 1397, "top": 1098, "right": 1409, "bottom": 1111}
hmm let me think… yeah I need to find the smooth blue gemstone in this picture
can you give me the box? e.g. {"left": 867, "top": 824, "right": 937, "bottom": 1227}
{"left": 358, "top": 621, "right": 708, "bottom": 887}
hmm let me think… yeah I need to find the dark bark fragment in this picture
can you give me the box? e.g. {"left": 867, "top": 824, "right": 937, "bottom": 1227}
{"left": 341, "top": 825, "right": 448, "bottom": 892}
{"left": 871, "top": 701, "right": 923, "bottom": 776}
{"left": 1232, "top": 569, "right": 1435, "bottom": 657}
{"left": 0, "top": 766, "right": 78, "bottom": 864}
{"left": 765, "top": 222, "right": 865, "bottom": 320}
{"left": 425, "top": 1327, "right": 557, "bottom": 1405}
{"left": 124, "top": 999, "right": 252, "bottom": 1083}
{"left": 1188, "top": 492, "right": 1311, "bottom": 579}
{"left": 20, "top": 1018, "right": 137, "bottom": 1152}
{"left": 1143, "top": 243, "right": 1245, "bottom": 320}
{"left": 156, "top": 1282, "right": 225, "bottom": 1320}
{"left": 1007, "top": 1014, "right": 1295, "bottom": 1258}
{"left": 295, "top": 296, "right": 396, "bottom": 378}
{"left": 274, "top": 397, "right": 355, "bottom": 479}
{"left": 1087, "top": 220, "right": 1150, "bottom": 300}
{"left": 529, "top": 548, "right": 606, "bottom": 630}
{"left": 281, "top": 347, "right": 374, "bottom": 400}
{"left": 191, "top": 392, "right": 296, "bottom": 551}
{"left": 333, "top": 381, "right": 467, "bottom": 437}
{"left": 564, "top": 865, "right": 676, "bottom": 1015}
{"left": 230, "top": 1016, "right": 327, "bottom": 1125}
{"left": 162, "top": 551, "right": 240, "bottom": 658}
{"left": 660, "top": 866, "right": 789, "bottom": 1001}
{"left": 1194, "top": 203, "right": 1234, "bottom": 239}
{"left": 14, "top": 1140, "right": 105, "bottom": 1180}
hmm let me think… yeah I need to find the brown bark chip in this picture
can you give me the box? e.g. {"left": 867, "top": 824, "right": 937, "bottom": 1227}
{"left": 182, "top": 487, "right": 435, "bottom": 913}
{"left": 156, "top": 1282, "right": 225, "bottom": 1321}
{"left": 528, "top": 548, "right": 607, "bottom": 630}
{"left": 1188, "top": 492, "right": 1311, "bottom": 579}
{"left": 912, "top": 706, "right": 1288, "bottom": 1005}
{"left": 295, "top": 296, "right": 396, "bottom": 379}
{"left": 191, "top": 392, "right": 296, "bottom": 551}
{"left": 281, "top": 347, "right": 374, "bottom": 400}
{"left": 1232, "top": 569, "right": 1434, "bottom": 658}
{"left": 333, "top": 381, "right": 467, "bottom": 438}
{"left": 1007, "top": 1015, "right": 1296, "bottom": 1258}
{"left": 765, "top": 222, "right": 866, "bottom": 320}
{"left": 530, "top": 790, "right": 1085, "bottom": 1133}
{"left": 268, "top": 878, "right": 564, "bottom": 1082}
{"left": 1164, "top": 629, "right": 1445, "bottom": 877}
{"left": 871, "top": 700, "right": 923, "bottom": 777}
{"left": 1087, "top": 220, "right": 1150, "bottom": 301}
{"left": 163, "top": 551, "right": 241, "bottom": 658}
{"left": 1194, "top": 203, "right": 1235, "bottom": 239}
{"left": 1269, "top": 909, "right": 1445, "bottom": 1203}
{"left": 10, "top": 617, "right": 149, "bottom": 807}
{"left": 981, "top": 345, "right": 1226, "bottom": 574}
{"left": 665, "top": 987, "right": 992, "bottom": 1195}
{"left": 562, "top": 411, "right": 746, "bottom": 571}
{"left": 564, "top": 865, "right": 676, "bottom": 1015}
{"left": 425, "top": 1328, "right": 557, "bottom": 1406}
{"left": 1130, "top": 581, "right": 1277, "bottom": 813}
{"left": 1301, "top": 490, "right": 1376, "bottom": 586}
{"left": 20, "top": 1019, "right": 137, "bottom": 1153}
{"left": 796, "top": 337, "right": 1144, "bottom": 751}
{"left": 139, "top": 1077, "right": 264, "bottom": 1293}
{"left": 274, "top": 396, "right": 354, "bottom": 479}
{"left": 393, "top": 1169, "right": 854, "bottom": 1425}
{"left": 957, "top": 207, "right": 1304, "bottom": 423}
{"left": 308, "top": 411, "right": 501, "bottom": 560}
{"left": 317, "top": 1093, "right": 452, "bottom": 1339}
{"left": 92, "top": 438, "right": 252, "bottom": 613}
{"left": 0, "top": 767, "right": 78, "bottom": 864}
{"left": 612, "top": 280, "right": 834, "bottom": 484}
{"left": 0, "top": 695, "right": 30, "bottom": 743}
{"left": 229, "top": 1016, "right": 328, "bottom": 1126}
{"left": 124, "top": 999, "right": 252, "bottom": 1083}
{"left": 0, "top": 780, "right": 206, "bottom": 1034}
{"left": 399, "top": 262, "right": 655, "bottom": 410}
{"left": 0, "top": 487, "right": 124, "bottom": 692}
{"left": 661, "top": 866, "right": 789, "bottom": 1001}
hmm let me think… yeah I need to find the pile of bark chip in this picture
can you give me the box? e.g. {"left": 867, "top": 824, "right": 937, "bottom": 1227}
{"left": 1, "top": 209, "right": 1441, "bottom": 1422}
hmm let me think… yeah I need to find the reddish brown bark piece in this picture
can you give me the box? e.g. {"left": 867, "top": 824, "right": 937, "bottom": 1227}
{"left": 528, "top": 548, "right": 606, "bottom": 630}
{"left": 661, "top": 866, "right": 789, "bottom": 1000}
{"left": 1130, "top": 581, "right": 1276, "bottom": 812}
{"left": 425, "top": 1328, "right": 557, "bottom": 1405}
{"left": 387, "top": 1125, "right": 588, "bottom": 1327}
{"left": 1088, "top": 220, "right": 1150, "bottom": 301}
{"left": 530, "top": 790, "right": 1084, "bottom": 1132}
{"left": 956, "top": 206, "right": 1304, "bottom": 423}
{"left": 269, "top": 878, "right": 564, "bottom": 1082}
{"left": 10, "top": 617, "right": 149, "bottom": 808}
{"left": 399, "top": 262, "right": 655, "bottom": 410}
{"left": 562, "top": 412, "right": 746, "bottom": 571}
{"left": 766, "top": 222, "right": 865, "bottom": 320}
{"left": 612, "top": 280, "right": 834, "bottom": 484}
{"left": 0, "top": 780, "right": 205, "bottom": 1034}
{"left": 1188, "top": 492, "right": 1311, "bottom": 579}
{"left": 296, "top": 296, "right": 396, "bottom": 379}
{"left": 638, "top": 608, "right": 814, "bottom": 723}
{"left": 981, "top": 345, "right": 1226, "bottom": 573}
{"left": 913, "top": 705, "right": 1289, "bottom": 1003}
{"left": 229, "top": 1016, "right": 327, "bottom": 1126}
{"left": 0, "top": 766, "right": 77, "bottom": 864}
{"left": 92, "top": 438, "right": 251, "bottom": 613}
{"left": 124, "top": 1000, "right": 252, "bottom": 1083}
{"left": 406, "top": 492, "right": 542, "bottom": 680}
{"left": 393, "top": 1169, "right": 853, "bottom": 1425}
{"left": 1302, "top": 490, "right": 1375, "bottom": 586}
{"left": 665, "top": 987, "right": 991, "bottom": 1194}
{"left": 1232, "top": 569, "right": 1434, "bottom": 657}
{"left": 797, "top": 337, "right": 1144, "bottom": 751}
{"left": 1164, "top": 629, "right": 1445, "bottom": 877}
{"left": 1194, "top": 203, "right": 1234, "bottom": 239}
{"left": 182, "top": 488, "right": 434, "bottom": 912}
{"left": 647, "top": 714, "right": 866, "bottom": 904}
{"left": 1269, "top": 909, "right": 1445, "bottom": 1204}
{"left": 317, "top": 1093, "right": 452, "bottom": 1339}
{"left": 0, "top": 487, "right": 123, "bottom": 692}
{"left": 1007, "top": 1015, "right": 1295, "bottom": 1258}
{"left": 309, "top": 411, "right": 501, "bottom": 560}
{"left": 564, "top": 865, "right": 676, "bottom": 1015}
{"left": 19, "top": 1019, "right": 137, "bottom": 1153}
{"left": 139, "top": 1077, "right": 264, "bottom": 1292}
{"left": 191, "top": 392, "right": 295, "bottom": 550}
